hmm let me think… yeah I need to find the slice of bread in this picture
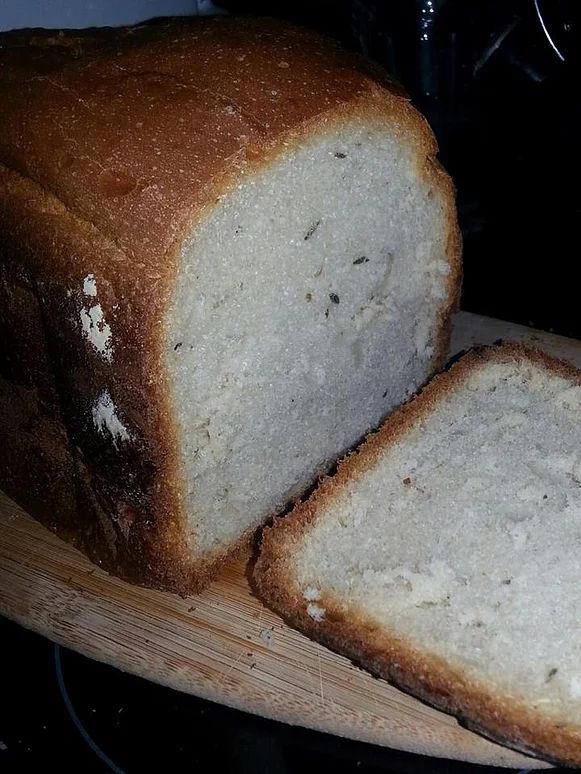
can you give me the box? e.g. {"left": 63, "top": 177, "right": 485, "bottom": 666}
{"left": 255, "top": 344, "right": 581, "bottom": 767}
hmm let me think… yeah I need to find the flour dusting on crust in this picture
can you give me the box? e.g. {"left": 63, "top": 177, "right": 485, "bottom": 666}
{"left": 92, "top": 390, "right": 131, "bottom": 445}
{"left": 80, "top": 274, "right": 113, "bottom": 359}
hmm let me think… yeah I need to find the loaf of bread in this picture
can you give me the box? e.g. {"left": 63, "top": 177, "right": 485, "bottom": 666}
{"left": 0, "top": 17, "right": 460, "bottom": 594}
{"left": 255, "top": 344, "right": 581, "bottom": 767}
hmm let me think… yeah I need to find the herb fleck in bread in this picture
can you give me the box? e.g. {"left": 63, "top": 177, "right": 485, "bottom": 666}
{"left": 0, "top": 17, "right": 459, "bottom": 594}
{"left": 255, "top": 345, "right": 581, "bottom": 767}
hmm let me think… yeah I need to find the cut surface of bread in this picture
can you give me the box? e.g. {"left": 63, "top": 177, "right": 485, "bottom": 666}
{"left": 255, "top": 345, "right": 581, "bottom": 766}
{"left": 167, "top": 117, "right": 453, "bottom": 556}
{"left": 0, "top": 18, "right": 460, "bottom": 592}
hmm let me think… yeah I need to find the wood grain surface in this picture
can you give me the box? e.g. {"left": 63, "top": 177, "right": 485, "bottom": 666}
{"left": 3, "top": 311, "right": 579, "bottom": 768}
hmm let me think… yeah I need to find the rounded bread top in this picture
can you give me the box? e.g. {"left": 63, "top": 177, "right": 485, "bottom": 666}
{"left": 0, "top": 17, "right": 419, "bottom": 268}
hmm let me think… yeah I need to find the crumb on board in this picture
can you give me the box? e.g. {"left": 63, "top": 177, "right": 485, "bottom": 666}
{"left": 259, "top": 627, "right": 275, "bottom": 646}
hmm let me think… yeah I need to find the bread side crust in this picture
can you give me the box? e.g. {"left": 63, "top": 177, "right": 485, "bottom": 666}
{"left": 0, "top": 18, "right": 460, "bottom": 594}
{"left": 255, "top": 344, "right": 581, "bottom": 766}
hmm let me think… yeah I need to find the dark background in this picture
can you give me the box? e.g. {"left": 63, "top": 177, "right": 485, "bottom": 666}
{"left": 1, "top": 2, "right": 580, "bottom": 772}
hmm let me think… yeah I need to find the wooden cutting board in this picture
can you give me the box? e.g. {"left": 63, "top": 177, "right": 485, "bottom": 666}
{"left": 2, "top": 311, "right": 579, "bottom": 769}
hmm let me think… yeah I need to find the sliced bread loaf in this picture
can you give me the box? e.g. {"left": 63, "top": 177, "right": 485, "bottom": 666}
{"left": 0, "top": 18, "right": 459, "bottom": 593}
{"left": 255, "top": 344, "right": 581, "bottom": 766}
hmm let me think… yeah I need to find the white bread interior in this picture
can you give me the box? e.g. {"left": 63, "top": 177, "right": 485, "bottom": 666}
{"left": 166, "top": 118, "right": 453, "bottom": 555}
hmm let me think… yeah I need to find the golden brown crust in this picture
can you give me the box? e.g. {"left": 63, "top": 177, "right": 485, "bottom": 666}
{"left": 0, "top": 17, "right": 412, "bottom": 266}
{"left": 425, "top": 156, "right": 463, "bottom": 371}
{"left": 0, "top": 18, "right": 460, "bottom": 594}
{"left": 255, "top": 344, "right": 581, "bottom": 767}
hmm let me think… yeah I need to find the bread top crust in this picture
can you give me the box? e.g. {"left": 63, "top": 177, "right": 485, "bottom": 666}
{"left": 0, "top": 16, "right": 425, "bottom": 271}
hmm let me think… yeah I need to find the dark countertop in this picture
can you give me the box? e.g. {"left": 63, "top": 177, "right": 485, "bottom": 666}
{"left": 1, "top": 615, "right": 565, "bottom": 773}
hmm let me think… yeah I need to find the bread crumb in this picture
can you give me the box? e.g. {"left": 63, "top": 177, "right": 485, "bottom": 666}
{"left": 307, "top": 603, "right": 325, "bottom": 621}
{"left": 303, "top": 586, "right": 321, "bottom": 601}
